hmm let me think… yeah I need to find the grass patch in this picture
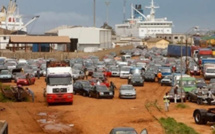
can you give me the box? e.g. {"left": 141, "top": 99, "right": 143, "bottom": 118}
{"left": 159, "top": 117, "right": 199, "bottom": 134}
{"left": 176, "top": 103, "right": 189, "bottom": 109}
{"left": 0, "top": 92, "right": 13, "bottom": 102}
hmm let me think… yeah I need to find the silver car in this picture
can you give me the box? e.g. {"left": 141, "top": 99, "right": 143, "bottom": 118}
{"left": 110, "top": 67, "right": 120, "bottom": 77}
{"left": 119, "top": 85, "right": 136, "bottom": 99}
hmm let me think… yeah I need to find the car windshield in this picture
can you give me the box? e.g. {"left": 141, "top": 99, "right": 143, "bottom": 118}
{"left": 97, "top": 85, "right": 107, "bottom": 91}
{"left": 121, "top": 85, "right": 133, "bottom": 90}
{"left": 48, "top": 77, "right": 71, "bottom": 85}
{"left": 110, "top": 68, "right": 119, "bottom": 71}
{"left": 181, "top": 80, "right": 196, "bottom": 87}
{"left": 161, "top": 68, "right": 171, "bottom": 73}
{"left": 132, "top": 76, "right": 142, "bottom": 80}
{"left": 0, "top": 70, "right": 9, "bottom": 74}
{"left": 207, "top": 69, "right": 215, "bottom": 73}
{"left": 114, "top": 130, "right": 137, "bottom": 134}
{"left": 82, "top": 82, "right": 91, "bottom": 88}
{"left": 121, "top": 67, "right": 130, "bottom": 71}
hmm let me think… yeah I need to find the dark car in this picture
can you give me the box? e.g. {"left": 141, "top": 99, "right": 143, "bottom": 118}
{"left": 144, "top": 71, "right": 155, "bottom": 82}
{"left": 73, "top": 80, "right": 92, "bottom": 96}
{"left": 89, "top": 85, "right": 113, "bottom": 99}
{"left": 130, "top": 74, "right": 144, "bottom": 86}
{"left": 196, "top": 78, "right": 207, "bottom": 88}
{"left": 187, "top": 88, "right": 215, "bottom": 105}
{"left": 109, "top": 127, "right": 148, "bottom": 134}
{"left": 92, "top": 72, "right": 106, "bottom": 81}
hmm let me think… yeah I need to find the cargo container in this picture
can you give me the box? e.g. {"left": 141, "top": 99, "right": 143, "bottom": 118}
{"left": 167, "top": 44, "right": 191, "bottom": 57}
{"left": 197, "top": 48, "right": 213, "bottom": 66}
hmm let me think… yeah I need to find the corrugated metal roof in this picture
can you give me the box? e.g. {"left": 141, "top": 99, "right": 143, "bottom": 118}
{"left": 10, "top": 36, "right": 70, "bottom": 43}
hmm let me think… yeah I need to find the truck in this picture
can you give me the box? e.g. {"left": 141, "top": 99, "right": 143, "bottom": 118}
{"left": 167, "top": 44, "right": 191, "bottom": 57}
{"left": 197, "top": 48, "right": 213, "bottom": 66}
{"left": 193, "top": 108, "right": 215, "bottom": 124}
{"left": 179, "top": 77, "right": 197, "bottom": 93}
{"left": 203, "top": 66, "right": 215, "bottom": 80}
{"left": 45, "top": 61, "right": 73, "bottom": 105}
{"left": 0, "top": 120, "right": 8, "bottom": 134}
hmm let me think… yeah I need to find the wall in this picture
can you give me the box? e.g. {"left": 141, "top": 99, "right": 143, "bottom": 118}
{"left": 0, "top": 45, "right": 134, "bottom": 60}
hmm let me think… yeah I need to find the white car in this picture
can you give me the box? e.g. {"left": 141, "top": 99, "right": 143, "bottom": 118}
{"left": 120, "top": 66, "right": 131, "bottom": 79}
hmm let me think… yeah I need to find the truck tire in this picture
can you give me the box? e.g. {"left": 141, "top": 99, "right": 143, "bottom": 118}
{"left": 193, "top": 109, "right": 207, "bottom": 124}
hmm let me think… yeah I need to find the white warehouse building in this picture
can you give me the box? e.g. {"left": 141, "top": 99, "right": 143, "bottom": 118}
{"left": 58, "top": 27, "right": 112, "bottom": 52}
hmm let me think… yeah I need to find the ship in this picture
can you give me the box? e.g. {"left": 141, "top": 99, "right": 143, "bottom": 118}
{"left": 0, "top": 0, "right": 39, "bottom": 33}
{"left": 115, "top": 0, "right": 173, "bottom": 39}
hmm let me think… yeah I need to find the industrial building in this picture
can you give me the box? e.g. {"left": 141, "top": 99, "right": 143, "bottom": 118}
{"left": 58, "top": 27, "right": 112, "bottom": 52}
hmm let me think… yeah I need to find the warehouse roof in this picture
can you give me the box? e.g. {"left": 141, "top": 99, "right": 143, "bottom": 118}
{"left": 10, "top": 36, "right": 70, "bottom": 44}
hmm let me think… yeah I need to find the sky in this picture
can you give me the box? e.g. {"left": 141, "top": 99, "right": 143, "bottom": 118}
{"left": 0, "top": 0, "right": 214, "bottom": 34}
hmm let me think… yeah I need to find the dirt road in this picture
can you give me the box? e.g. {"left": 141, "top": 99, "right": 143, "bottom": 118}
{"left": 0, "top": 77, "right": 214, "bottom": 134}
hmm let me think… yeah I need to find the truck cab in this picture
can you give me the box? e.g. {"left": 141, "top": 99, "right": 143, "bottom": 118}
{"left": 45, "top": 61, "right": 73, "bottom": 105}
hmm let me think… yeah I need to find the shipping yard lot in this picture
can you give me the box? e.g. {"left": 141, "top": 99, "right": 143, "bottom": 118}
{"left": 0, "top": 76, "right": 214, "bottom": 134}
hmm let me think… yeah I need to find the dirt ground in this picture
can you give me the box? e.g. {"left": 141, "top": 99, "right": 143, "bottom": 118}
{"left": 0, "top": 76, "right": 214, "bottom": 134}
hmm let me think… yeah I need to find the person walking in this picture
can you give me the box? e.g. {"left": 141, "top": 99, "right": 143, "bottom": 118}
{"left": 174, "top": 85, "right": 178, "bottom": 103}
{"left": 36, "top": 68, "right": 40, "bottom": 79}
{"left": 128, "top": 74, "right": 132, "bottom": 84}
{"left": 157, "top": 71, "right": 162, "bottom": 83}
{"left": 207, "top": 88, "right": 213, "bottom": 105}
{"left": 85, "top": 69, "right": 89, "bottom": 80}
{"left": 26, "top": 87, "right": 35, "bottom": 102}
{"left": 163, "top": 92, "right": 170, "bottom": 112}
{"left": 110, "top": 81, "right": 117, "bottom": 96}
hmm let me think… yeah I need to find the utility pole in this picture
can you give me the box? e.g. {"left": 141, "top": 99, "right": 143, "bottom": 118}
{"left": 105, "top": 1, "right": 110, "bottom": 24}
{"left": 123, "top": 0, "right": 126, "bottom": 22}
{"left": 93, "top": 0, "right": 96, "bottom": 27}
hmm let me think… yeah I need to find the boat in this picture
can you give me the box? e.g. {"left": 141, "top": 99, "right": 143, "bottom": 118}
{"left": 115, "top": 0, "right": 173, "bottom": 39}
{"left": 0, "top": 0, "right": 39, "bottom": 32}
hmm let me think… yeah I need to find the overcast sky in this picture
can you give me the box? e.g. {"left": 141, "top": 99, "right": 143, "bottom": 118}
{"left": 0, "top": 0, "right": 214, "bottom": 34}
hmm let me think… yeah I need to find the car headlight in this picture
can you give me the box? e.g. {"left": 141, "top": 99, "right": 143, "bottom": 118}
{"left": 99, "top": 92, "right": 104, "bottom": 95}
{"left": 109, "top": 92, "right": 113, "bottom": 95}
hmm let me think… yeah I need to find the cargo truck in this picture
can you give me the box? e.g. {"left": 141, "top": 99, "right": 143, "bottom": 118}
{"left": 45, "top": 61, "right": 73, "bottom": 105}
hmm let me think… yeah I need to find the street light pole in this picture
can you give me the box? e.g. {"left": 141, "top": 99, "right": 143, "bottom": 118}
{"left": 93, "top": 0, "right": 96, "bottom": 27}
{"left": 105, "top": 1, "right": 110, "bottom": 24}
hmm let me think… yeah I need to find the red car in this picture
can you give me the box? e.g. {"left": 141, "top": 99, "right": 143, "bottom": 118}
{"left": 97, "top": 68, "right": 112, "bottom": 77}
{"left": 16, "top": 74, "right": 36, "bottom": 85}
{"left": 89, "top": 78, "right": 110, "bottom": 87}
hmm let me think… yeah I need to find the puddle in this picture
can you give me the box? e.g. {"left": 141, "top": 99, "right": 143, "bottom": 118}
{"left": 37, "top": 112, "right": 74, "bottom": 133}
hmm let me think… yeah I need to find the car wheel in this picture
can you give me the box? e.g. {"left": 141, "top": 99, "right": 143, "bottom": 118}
{"left": 194, "top": 110, "right": 207, "bottom": 124}
{"left": 83, "top": 92, "right": 86, "bottom": 96}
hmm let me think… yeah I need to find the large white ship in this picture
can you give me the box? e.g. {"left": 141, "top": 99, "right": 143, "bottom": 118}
{"left": 115, "top": 0, "right": 173, "bottom": 39}
{"left": 0, "top": 0, "right": 39, "bottom": 32}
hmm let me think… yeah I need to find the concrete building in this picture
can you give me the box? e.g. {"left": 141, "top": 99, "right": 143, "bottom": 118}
{"left": 143, "top": 38, "right": 169, "bottom": 49}
{"left": 58, "top": 27, "right": 112, "bottom": 52}
{"left": 156, "top": 33, "right": 193, "bottom": 44}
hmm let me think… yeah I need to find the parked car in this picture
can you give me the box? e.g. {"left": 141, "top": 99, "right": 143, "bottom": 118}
{"left": 119, "top": 85, "right": 136, "bottom": 99}
{"left": 187, "top": 88, "right": 215, "bottom": 105}
{"left": 73, "top": 80, "right": 92, "bottom": 96}
{"left": 196, "top": 78, "right": 207, "bottom": 88}
{"left": 189, "top": 65, "right": 201, "bottom": 75}
{"left": 0, "top": 69, "right": 13, "bottom": 82}
{"left": 144, "top": 71, "right": 156, "bottom": 82}
{"left": 73, "top": 70, "right": 85, "bottom": 80}
{"left": 109, "top": 67, "right": 120, "bottom": 77}
{"left": 109, "top": 127, "right": 148, "bottom": 134}
{"left": 92, "top": 72, "right": 106, "bottom": 81}
{"left": 129, "top": 74, "right": 144, "bottom": 86}
{"left": 89, "top": 85, "right": 113, "bottom": 99}
{"left": 161, "top": 75, "right": 173, "bottom": 86}
{"left": 16, "top": 74, "right": 36, "bottom": 85}
{"left": 168, "top": 87, "right": 186, "bottom": 102}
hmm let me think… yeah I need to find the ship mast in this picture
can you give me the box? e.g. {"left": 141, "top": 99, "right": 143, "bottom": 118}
{"left": 145, "top": 0, "right": 159, "bottom": 21}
